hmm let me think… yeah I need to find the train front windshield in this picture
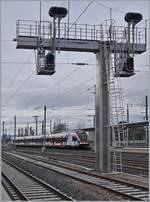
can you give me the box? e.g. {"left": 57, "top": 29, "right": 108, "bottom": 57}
{"left": 77, "top": 131, "right": 87, "bottom": 141}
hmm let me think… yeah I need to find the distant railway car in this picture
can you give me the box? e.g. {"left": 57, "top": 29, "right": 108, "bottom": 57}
{"left": 15, "top": 130, "right": 89, "bottom": 149}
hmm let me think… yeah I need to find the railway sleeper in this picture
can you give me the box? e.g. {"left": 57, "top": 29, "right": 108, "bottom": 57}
{"left": 28, "top": 196, "right": 62, "bottom": 200}
{"left": 19, "top": 190, "right": 52, "bottom": 193}
{"left": 25, "top": 193, "right": 57, "bottom": 196}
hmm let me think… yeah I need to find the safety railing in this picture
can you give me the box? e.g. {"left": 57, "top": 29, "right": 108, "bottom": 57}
{"left": 16, "top": 20, "right": 52, "bottom": 39}
{"left": 16, "top": 19, "right": 147, "bottom": 45}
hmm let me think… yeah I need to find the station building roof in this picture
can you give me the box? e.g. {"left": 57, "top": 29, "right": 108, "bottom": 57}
{"left": 76, "top": 121, "right": 149, "bottom": 131}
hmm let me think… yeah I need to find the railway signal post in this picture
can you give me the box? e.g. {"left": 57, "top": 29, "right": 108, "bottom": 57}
{"left": 14, "top": 8, "right": 147, "bottom": 172}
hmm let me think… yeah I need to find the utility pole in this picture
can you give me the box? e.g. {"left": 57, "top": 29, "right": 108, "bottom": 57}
{"left": 27, "top": 123, "right": 29, "bottom": 136}
{"left": 2, "top": 121, "right": 5, "bottom": 144}
{"left": 145, "top": 95, "right": 148, "bottom": 121}
{"left": 50, "top": 120, "right": 52, "bottom": 134}
{"left": 33, "top": 115, "right": 39, "bottom": 135}
{"left": 67, "top": 0, "right": 70, "bottom": 38}
{"left": 43, "top": 105, "right": 46, "bottom": 150}
{"left": 127, "top": 104, "right": 129, "bottom": 122}
{"left": 145, "top": 95, "right": 148, "bottom": 146}
{"left": 5, "top": 129, "right": 7, "bottom": 136}
{"left": 2, "top": 121, "right": 5, "bottom": 137}
{"left": 41, "top": 121, "right": 44, "bottom": 135}
{"left": 53, "top": 122, "right": 56, "bottom": 133}
{"left": 89, "top": 85, "right": 96, "bottom": 152}
{"left": 14, "top": 116, "right": 16, "bottom": 144}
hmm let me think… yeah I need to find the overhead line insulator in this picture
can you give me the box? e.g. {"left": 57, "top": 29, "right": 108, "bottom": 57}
{"left": 71, "top": 63, "right": 89, "bottom": 65}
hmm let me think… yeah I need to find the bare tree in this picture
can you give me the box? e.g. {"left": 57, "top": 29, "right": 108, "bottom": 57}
{"left": 55, "top": 123, "right": 67, "bottom": 133}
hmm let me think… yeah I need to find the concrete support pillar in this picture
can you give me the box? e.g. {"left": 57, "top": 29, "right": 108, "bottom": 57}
{"left": 95, "top": 43, "right": 110, "bottom": 172}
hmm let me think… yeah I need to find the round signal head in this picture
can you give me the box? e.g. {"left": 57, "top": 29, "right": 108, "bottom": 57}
{"left": 124, "top": 12, "right": 142, "bottom": 24}
{"left": 49, "top": 7, "right": 67, "bottom": 18}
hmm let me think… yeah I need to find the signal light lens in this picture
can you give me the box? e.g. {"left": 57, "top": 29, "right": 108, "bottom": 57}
{"left": 123, "top": 57, "right": 134, "bottom": 73}
{"left": 49, "top": 7, "right": 67, "bottom": 18}
{"left": 126, "top": 57, "right": 134, "bottom": 72}
{"left": 45, "top": 53, "right": 55, "bottom": 75}
{"left": 124, "top": 12, "right": 142, "bottom": 24}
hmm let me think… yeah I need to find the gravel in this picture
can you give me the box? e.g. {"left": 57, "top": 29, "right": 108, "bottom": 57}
{"left": 14, "top": 147, "right": 148, "bottom": 176}
{"left": 2, "top": 152, "right": 125, "bottom": 201}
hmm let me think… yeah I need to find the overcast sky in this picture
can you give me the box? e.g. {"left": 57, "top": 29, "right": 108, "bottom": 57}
{"left": 1, "top": 0, "right": 149, "bottom": 134}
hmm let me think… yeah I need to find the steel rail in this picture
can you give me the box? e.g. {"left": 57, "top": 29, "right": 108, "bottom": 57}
{"left": 2, "top": 172, "right": 28, "bottom": 200}
{"left": 24, "top": 152, "right": 148, "bottom": 189}
{"left": 12, "top": 148, "right": 148, "bottom": 176}
{"left": 3, "top": 152, "right": 149, "bottom": 201}
{"left": 2, "top": 158, "right": 73, "bottom": 201}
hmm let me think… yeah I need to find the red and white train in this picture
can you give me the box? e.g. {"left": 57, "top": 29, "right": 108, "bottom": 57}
{"left": 15, "top": 130, "right": 89, "bottom": 148}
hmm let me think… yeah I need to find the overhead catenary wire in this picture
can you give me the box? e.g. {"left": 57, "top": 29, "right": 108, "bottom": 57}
{"left": 3, "top": 70, "right": 36, "bottom": 107}
{"left": 60, "top": 0, "right": 66, "bottom": 7}
{"left": 7, "top": 56, "right": 147, "bottom": 113}
{"left": 1, "top": 61, "right": 96, "bottom": 65}
{"left": 54, "top": 69, "right": 95, "bottom": 105}
{"left": 69, "top": 0, "right": 94, "bottom": 30}
{"left": 22, "top": 67, "right": 81, "bottom": 108}
{"left": 51, "top": 56, "right": 95, "bottom": 87}
{"left": 2, "top": 1, "right": 148, "bottom": 127}
{"left": 5, "top": 113, "right": 93, "bottom": 128}
{"left": 50, "top": 71, "right": 147, "bottom": 113}
{"left": 96, "top": 1, "right": 149, "bottom": 28}
{"left": 61, "top": 87, "right": 95, "bottom": 109}
{"left": 5, "top": 53, "right": 33, "bottom": 89}
{"left": 95, "top": 1, "right": 124, "bottom": 14}
{"left": 23, "top": 75, "right": 95, "bottom": 110}
{"left": 19, "top": 56, "right": 95, "bottom": 108}
{"left": 2, "top": 60, "right": 95, "bottom": 110}
{"left": 49, "top": 80, "right": 95, "bottom": 108}
{"left": 48, "top": 76, "right": 95, "bottom": 105}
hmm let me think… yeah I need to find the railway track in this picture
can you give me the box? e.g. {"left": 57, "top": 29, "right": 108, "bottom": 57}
{"left": 2, "top": 159, "right": 72, "bottom": 201}
{"left": 13, "top": 148, "right": 149, "bottom": 176}
{"left": 2, "top": 172, "right": 28, "bottom": 200}
{"left": 3, "top": 152, "right": 149, "bottom": 201}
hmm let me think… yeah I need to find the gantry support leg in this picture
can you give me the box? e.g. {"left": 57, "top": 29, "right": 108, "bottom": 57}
{"left": 95, "top": 44, "right": 110, "bottom": 172}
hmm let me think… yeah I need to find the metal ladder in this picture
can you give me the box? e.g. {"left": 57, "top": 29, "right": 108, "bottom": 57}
{"left": 100, "top": 19, "right": 128, "bottom": 172}
{"left": 109, "top": 48, "right": 124, "bottom": 173}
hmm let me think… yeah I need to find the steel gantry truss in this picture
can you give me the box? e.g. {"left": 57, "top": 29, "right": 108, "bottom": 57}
{"left": 14, "top": 12, "right": 147, "bottom": 172}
